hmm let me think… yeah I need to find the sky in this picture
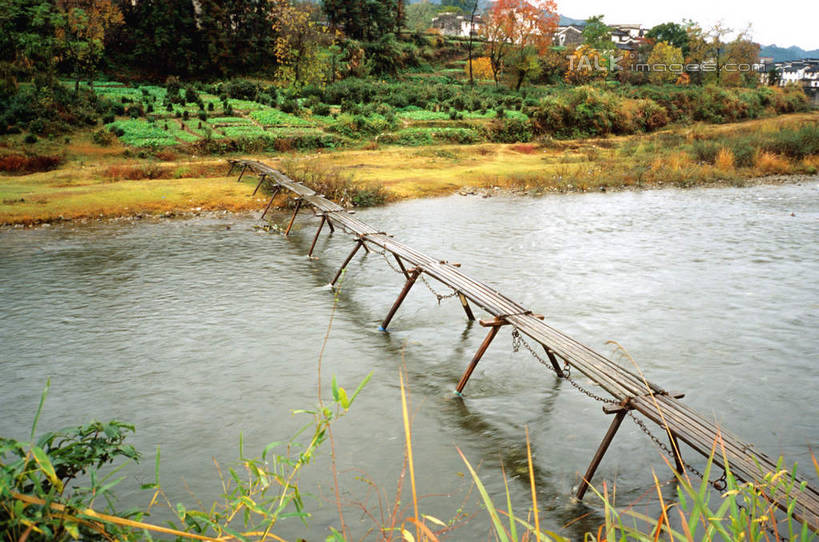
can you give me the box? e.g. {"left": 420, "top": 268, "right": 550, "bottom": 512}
{"left": 558, "top": 0, "right": 819, "bottom": 50}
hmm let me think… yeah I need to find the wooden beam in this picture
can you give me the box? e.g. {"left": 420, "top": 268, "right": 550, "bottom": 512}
{"left": 455, "top": 325, "right": 500, "bottom": 394}
{"left": 330, "top": 239, "right": 364, "bottom": 287}
{"left": 260, "top": 187, "right": 280, "bottom": 220}
{"left": 252, "top": 173, "right": 268, "bottom": 196}
{"left": 379, "top": 268, "right": 421, "bottom": 331}
{"left": 308, "top": 215, "right": 327, "bottom": 258}
{"left": 458, "top": 293, "right": 475, "bottom": 321}
{"left": 284, "top": 198, "right": 303, "bottom": 236}
{"left": 576, "top": 409, "right": 628, "bottom": 500}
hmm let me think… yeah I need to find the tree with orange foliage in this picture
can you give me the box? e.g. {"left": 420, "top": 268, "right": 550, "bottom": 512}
{"left": 479, "top": 0, "right": 558, "bottom": 88}
{"left": 54, "top": 0, "right": 123, "bottom": 91}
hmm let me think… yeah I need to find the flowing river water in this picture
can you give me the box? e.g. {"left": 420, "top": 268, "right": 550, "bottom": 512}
{"left": 1, "top": 180, "right": 818, "bottom": 539}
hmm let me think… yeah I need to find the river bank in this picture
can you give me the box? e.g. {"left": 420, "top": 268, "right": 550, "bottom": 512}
{"left": 1, "top": 112, "right": 816, "bottom": 226}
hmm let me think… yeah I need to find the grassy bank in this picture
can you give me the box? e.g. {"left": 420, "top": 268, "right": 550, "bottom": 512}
{"left": 1, "top": 112, "right": 817, "bottom": 226}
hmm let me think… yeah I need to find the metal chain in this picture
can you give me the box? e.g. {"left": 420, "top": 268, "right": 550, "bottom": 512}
{"left": 375, "top": 250, "right": 458, "bottom": 304}
{"left": 511, "top": 328, "right": 709, "bottom": 481}
{"left": 419, "top": 274, "right": 459, "bottom": 304}
{"left": 512, "top": 329, "right": 618, "bottom": 405}
{"left": 627, "top": 411, "right": 705, "bottom": 480}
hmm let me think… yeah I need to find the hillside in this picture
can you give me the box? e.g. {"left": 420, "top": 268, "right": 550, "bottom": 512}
{"left": 760, "top": 44, "right": 819, "bottom": 62}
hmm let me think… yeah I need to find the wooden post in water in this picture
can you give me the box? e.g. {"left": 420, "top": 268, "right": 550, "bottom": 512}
{"left": 457, "top": 293, "right": 475, "bottom": 321}
{"left": 544, "top": 347, "right": 565, "bottom": 378}
{"left": 284, "top": 198, "right": 303, "bottom": 236}
{"left": 308, "top": 215, "right": 327, "bottom": 258}
{"left": 576, "top": 404, "right": 629, "bottom": 500}
{"left": 669, "top": 432, "right": 685, "bottom": 473}
{"left": 379, "top": 268, "right": 421, "bottom": 331}
{"left": 330, "top": 239, "right": 364, "bottom": 287}
{"left": 260, "top": 187, "right": 281, "bottom": 220}
{"left": 393, "top": 255, "right": 410, "bottom": 279}
{"left": 455, "top": 320, "right": 503, "bottom": 394}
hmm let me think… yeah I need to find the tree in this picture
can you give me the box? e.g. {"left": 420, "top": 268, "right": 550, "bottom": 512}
{"left": 113, "top": 0, "right": 202, "bottom": 77}
{"left": 271, "top": 0, "right": 329, "bottom": 85}
{"left": 507, "top": 45, "right": 542, "bottom": 90}
{"left": 723, "top": 27, "right": 760, "bottom": 87}
{"left": 646, "top": 41, "right": 684, "bottom": 84}
{"left": 465, "top": 0, "right": 479, "bottom": 85}
{"left": 582, "top": 15, "right": 614, "bottom": 52}
{"left": 684, "top": 21, "right": 711, "bottom": 85}
{"left": 322, "top": 0, "right": 403, "bottom": 41}
{"left": 0, "top": 0, "right": 61, "bottom": 86}
{"left": 479, "top": 0, "right": 558, "bottom": 87}
{"left": 565, "top": 44, "right": 607, "bottom": 84}
{"left": 405, "top": 0, "right": 437, "bottom": 33}
{"left": 646, "top": 22, "right": 690, "bottom": 57}
{"left": 54, "top": 0, "right": 123, "bottom": 91}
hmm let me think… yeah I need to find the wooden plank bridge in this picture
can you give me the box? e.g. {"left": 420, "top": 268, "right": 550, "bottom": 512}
{"left": 229, "top": 158, "right": 819, "bottom": 531}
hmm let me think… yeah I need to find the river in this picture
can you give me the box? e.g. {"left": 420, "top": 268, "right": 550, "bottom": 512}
{"left": 1, "top": 180, "right": 817, "bottom": 539}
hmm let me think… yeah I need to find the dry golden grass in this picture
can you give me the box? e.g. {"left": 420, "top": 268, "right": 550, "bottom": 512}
{"left": 715, "top": 147, "right": 735, "bottom": 171}
{"left": 755, "top": 151, "right": 790, "bottom": 174}
{"left": 1, "top": 112, "right": 816, "bottom": 225}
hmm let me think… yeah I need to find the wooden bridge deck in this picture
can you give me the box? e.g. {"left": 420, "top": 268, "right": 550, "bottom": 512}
{"left": 229, "top": 159, "right": 819, "bottom": 531}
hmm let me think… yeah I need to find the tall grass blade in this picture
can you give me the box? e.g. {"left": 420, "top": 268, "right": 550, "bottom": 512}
{"left": 31, "top": 378, "right": 50, "bottom": 439}
{"left": 399, "top": 368, "right": 420, "bottom": 541}
{"left": 456, "top": 447, "right": 510, "bottom": 542}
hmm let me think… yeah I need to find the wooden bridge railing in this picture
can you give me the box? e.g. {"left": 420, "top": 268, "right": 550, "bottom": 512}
{"left": 228, "top": 159, "right": 819, "bottom": 532}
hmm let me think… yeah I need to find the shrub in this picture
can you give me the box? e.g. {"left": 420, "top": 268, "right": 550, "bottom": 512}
{"left": 690, "top": 140, "right": 720, "bottom": 163}
{"left": 226, "top": 79, "right": 259, "bottom": 100}
{"left": 484, "top": 118, "right": 532, "bottom": 143}
{"left": 92, "top": 128, "right": 116, "bottom": 146}
{"left": 23, "top": 134, "right": 38, "bottom": 144}
{"left": 762, "top": 123, "right": 819, "bottom": 159}
{"left": 313, "top": 103, "right": 331, "bottom": 116}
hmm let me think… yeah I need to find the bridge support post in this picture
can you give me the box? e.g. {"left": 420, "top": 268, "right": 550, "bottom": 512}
{"left": 455, "top": 317, "right": 508, "bottom": 394}
{"left": 237, "top": 164, "right": 248, "bottom": 182}
{"left": 284, "top": 198, "right": 302, "bottom": 236}
{"left": 331, "top": 239, "right": 365, "bottom": 287}
{"left": 308, "top": 215, "right": 327, "bottom": 258}
{"left": 576, "top": 404, "right": 629, "bottom": 501}
{"left": 380, "top": 268, "right": 421, "bottom": 331}
{"left": 326, "top": 217, "right": 335, "bottom": 233}
{"left": 393, "top": 255, "right": 410, "bottom": 279}
{"left": 260, "top": 187, "right": 281, "bottom": 220}
{"left": 457, "top": 293, "right": 475, "bottom": 321}
{"left": 252, "top": 174, "right": 268, "bottom": 196}
{"left": 544, "top": 347, "right": 565, "bottom": 378}
{"left": 669, "top": 432, "right": 685, "bottom": 473}
{"left": 227, "top": 161, "right": 237, "bottom": 176}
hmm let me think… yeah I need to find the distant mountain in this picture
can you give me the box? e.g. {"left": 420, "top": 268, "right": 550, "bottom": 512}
{"left": 558, "top": 14, "right": 585, "bottom": 26}
{"left": 760, "top": 44, "right": 819, "bottom": 62}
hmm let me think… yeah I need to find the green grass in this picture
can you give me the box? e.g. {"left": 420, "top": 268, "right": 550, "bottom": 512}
{"left": 207, "top": 116, "right": 253, "bottom": 126}
{"left": 106, "top": 119, "right": 179, "bottom": 147}
{"left": 250, "top": 109, "right": 313, "bottom": 127}
{"left": 227, "top": 98, "right": 268, "bottom": 111}
{"left": 221, "top": 125, "right": 269, "bottom": 138}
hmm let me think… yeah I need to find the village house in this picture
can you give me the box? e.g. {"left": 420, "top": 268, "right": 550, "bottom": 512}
{"left": 430, "top": 12, "right": 483, "bottom": 38}
{"left": 553, "top": 25, "right": 584, "bottom": 48}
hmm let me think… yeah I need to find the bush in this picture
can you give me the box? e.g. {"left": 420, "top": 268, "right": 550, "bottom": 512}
{"left": 313, "top": 103, "right": 331, "bottom": 116}
{"left": 225, "top": 79, "right": 258, "bottom": 100}
{"left": 483, "top": 118, "right": 532, "bottom": 143}
{"left": 762, "top": 123, "right": 819, "bottom": 159}
{"left": 92, "top": 128, "right": 116, "bottom": 146}
{"left": 23, "top": 134, "right": 38, "bottom": 144}
{"left": 0, "top": 153, "right": 62, "bottom": 172}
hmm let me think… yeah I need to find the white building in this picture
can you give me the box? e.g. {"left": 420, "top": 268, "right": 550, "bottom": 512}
{"left": 430, "top": 13, "right": 483, "bottom": 38}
